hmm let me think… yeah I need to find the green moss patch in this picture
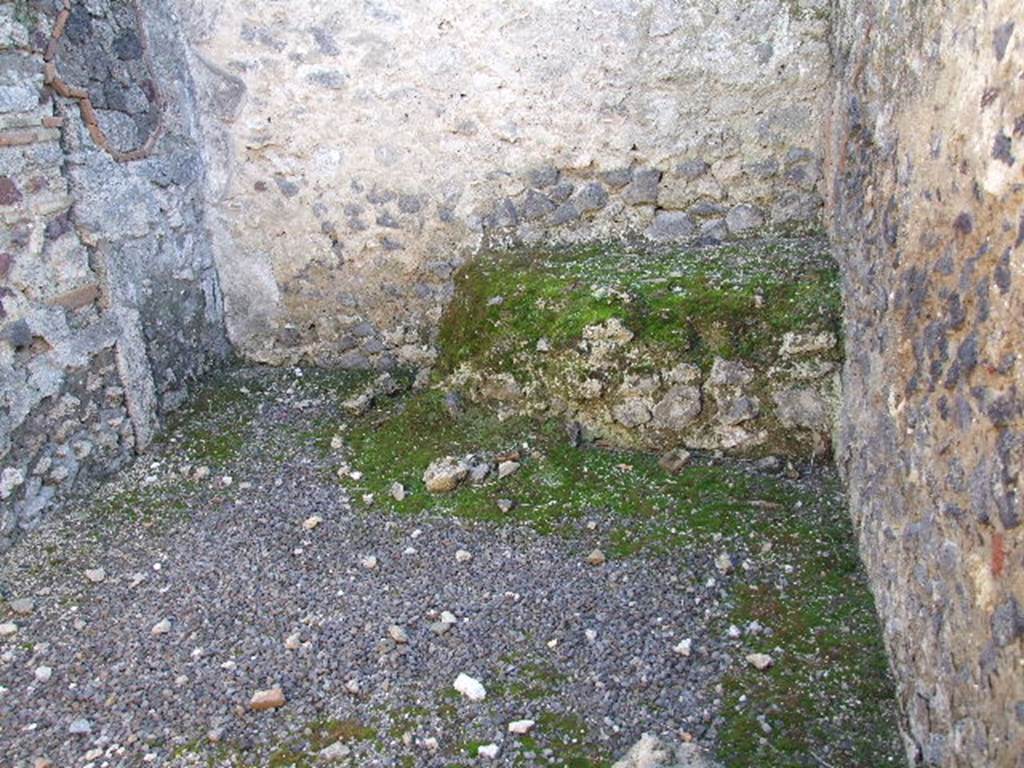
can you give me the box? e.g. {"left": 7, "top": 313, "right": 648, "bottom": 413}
{"left": 717, "top": 479, "right": 903, "bottom": 767}
{"left": 341, "top": 386, "right": 901, "bottom": 767}
{"left": 437, "top": 238, "right": 841, "bottom": 376}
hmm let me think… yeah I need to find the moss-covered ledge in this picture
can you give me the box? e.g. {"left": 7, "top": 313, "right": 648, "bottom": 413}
{"left": 436, "top": 238, "right": 842, "bottom": 459}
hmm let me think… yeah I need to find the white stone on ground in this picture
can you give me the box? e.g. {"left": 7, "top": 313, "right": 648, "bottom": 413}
{"left": 746, "top": 653, "right": 773, "bottom": 670}
{"left": 453, "top": 673, "right": 486, "bottom": 701}
{"left": 68, "top": 718, "right": 92, "bottom": 735}
{"left": 360, "top": 555, "right": 378, "bottom": 570}
{"left": 388, "top": 625, "right": 409, "bottom": 644}
{"left": 390, "top": 482, "right": 406, "bottom": 501}
{"left": 508, "top": 719, "right": 535, "bottom": 734}
{"left": 423, "top": 456, "right": 469, "bottom": 493}
{"left": 84, "top": 568, "right": 106, "bottom": 583}
{"left": 497, "top": 460, "right": 520, "bottom": 479}
{"left": 0, "top": 622, "right": 17, "bottom": 637}
{"left": 9, "top": 598, "right": 33, "bottom": 614}
{"left": 34, "top": 666, "right": 52, "bottom": 683}
{"left": 250, "top": 686, "right": 286, "bottom": 710}
{"left": 674, "top": 638, "right": 692, "bottom": 657}
{"left": 302, "top": 515, "right": 322, "bottom": 530}
{"left": 586, "top": 549, "right": 606, "bottom": 566}
{"left": 455, "top": 549, "right": 472, "bottom": 563}
{"left": 715, "top": 552, "right": 734, "bottom": 574}
{"left": 612, "top": 733, "right": 673, "bottom": 768}
{"left": 319, "top": 741, "right": 351, "bottom": 761}
{"left": 285, "top": 633, "right": 301, "bottom": 650}
{"left": 478, "top": 744, "right": 500, "bottom": 759}
{"left": 151, "top": 619, "right": 172, "bottom": 635}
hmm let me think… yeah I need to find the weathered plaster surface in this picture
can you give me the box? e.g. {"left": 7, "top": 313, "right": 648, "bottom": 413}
{"left": 0, "top": 0, "right": 228, "bottom": 551}
{"left": 829, "top": 0, "right": 1023, "bottom": 764}
{"left": 181, "top": 0, "right": 832, "bottom": 366}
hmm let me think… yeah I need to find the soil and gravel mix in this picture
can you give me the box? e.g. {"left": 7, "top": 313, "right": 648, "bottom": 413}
{"left": 0, "top": 366, "right": 902, "bottom": 767}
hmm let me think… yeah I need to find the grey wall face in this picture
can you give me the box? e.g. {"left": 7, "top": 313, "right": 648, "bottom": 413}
{"left": 828, "top": 1, "right": 1023, "bottom": 764}
{"left": 180, "top": 0, "right": 833, "bottom": 368}
{"left": 0, "top": 0, "right": 228, "bottom": 551}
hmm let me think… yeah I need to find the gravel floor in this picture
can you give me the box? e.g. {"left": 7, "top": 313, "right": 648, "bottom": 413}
{"left": 0, "top": 366, "right": 896, "bottom": 768}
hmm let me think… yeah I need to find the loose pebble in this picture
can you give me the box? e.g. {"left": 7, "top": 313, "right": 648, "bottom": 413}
{"left": 9, "top": 598, "right": 34, "bottom": 614}
{"left": 509, "top": 719, "right": 536, "bottom": 734}
{"left": 478, "top": 743, "right": 500, "bottom": 759}
{"left": 250, "top": 687, "right": 286, "bottom": 711}
{"left": 586, "top": 549, "right": 606, "bottom": 566}
{"left": 454, "top": 673, "right": 486, "bottom": 701}
{"left": 746, "top": 653, "right": 774, "bottom": 670}
{"left": 151, "top": 619, "right": 172, "bottom": 636}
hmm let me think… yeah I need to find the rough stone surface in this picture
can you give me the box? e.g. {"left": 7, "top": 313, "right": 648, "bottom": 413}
{"left": 0, "top": 0, "right": 228, "bottom": 551}
{"left": 180, "top": 0, "right": 831, "bottom": 365}
{"left": 828, "top": 1, "right": 1023, "bottom": 764}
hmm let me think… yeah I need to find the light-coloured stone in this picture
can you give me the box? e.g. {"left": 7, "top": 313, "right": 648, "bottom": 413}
{"left": 454, "top": 673, "right": 487, "bottom": 701}
{"left": 586, "top": 549, "right": 606, "bottom": 566}
{"left": 8, "top": 598, "right": 33, "bottom": 615}
{"left": 613, "top": 398, "right": 652, "bottom": 428}
{"left": 250, "top": 686, "right": 286, "bottom": 710}
{"left": 423, "top": 456, "right": 469, "bottom": 493}
{"left": 319, "top": 741, "right": 351, "bottom": 761}
{"left": 658, "top": 449, "right": 692, "bottom": 474}
{"left": 151, "top": 619, "right": 172, "bottom": 635}
{"left": 478, "top": 744, "right": 500, "bottom": 759}
{"left": 780, "top": 331, "right": 837, "bottom": 356}
{"left": 651, "top": 386, "right": 702, "bottom": 431}
{"left": 612, "top": 733, "right": 673, "bottom": 768}
{"left": 746, "top": 653, "right": 773, "bottom": 670}
{"left": 508, "top": 719, "right": 536, "bottom": 734}
{"left": 497, "top": 460, "right": 520, "bottom": 479}
{"left": 773, "top": 388, "right": 832, "bottom": 431}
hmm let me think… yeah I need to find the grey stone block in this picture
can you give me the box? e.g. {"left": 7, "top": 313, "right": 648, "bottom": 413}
{"left": 521, "top": 189, "right": 556, "bottom": 221}
{"left": 645, "top": 211, "right": 695, "bottom": 241}
{"left": 725, "top": 204, "right": 765, "bottom": 234}
{"left": 575, "top": 182, "right": 609, "bottom": 212}
{"left": 622, "top": 168, "right": 662, "bottom": 204}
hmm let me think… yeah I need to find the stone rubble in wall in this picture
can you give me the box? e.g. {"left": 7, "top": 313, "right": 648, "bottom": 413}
{"left": 0, "top": 0, "right": 228, "bottom": 551}
{"left": 445, "top": 319, "right": 839, "bottom": 457}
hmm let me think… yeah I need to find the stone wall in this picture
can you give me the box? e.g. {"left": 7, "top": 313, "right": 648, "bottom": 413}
{"left": 180, "top": 0, "right": 832, "bottom": 367}
{"left": 436, "top": 239, "right": 842, "bottom": 460}
{"left": 0, "top": 0, "right": 228, "bottom": 551}
{"left": 828, "top": 0, "right": 1023, "bottom": 764}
